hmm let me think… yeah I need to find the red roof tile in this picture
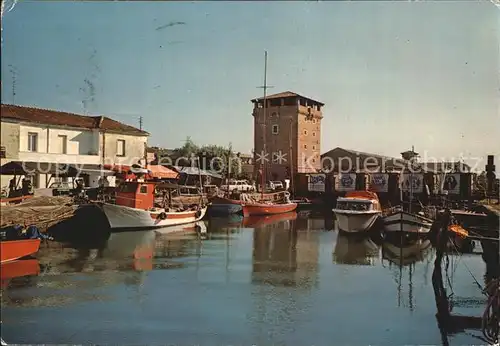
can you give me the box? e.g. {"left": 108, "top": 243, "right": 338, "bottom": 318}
{"left": 1, "top": 104, "right": 149, "bottom": 136}
{"left": 251, "top": 91, "right": 324, "bottom": 105}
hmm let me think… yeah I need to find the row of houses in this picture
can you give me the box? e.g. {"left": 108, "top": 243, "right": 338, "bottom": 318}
{"left": 1, "top": 104, "right": 150, "bottom": 189}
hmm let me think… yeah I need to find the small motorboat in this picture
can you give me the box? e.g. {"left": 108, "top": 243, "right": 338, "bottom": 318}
{"left": 99, "top": 181, "right": 208, "bottom": 230}
{"left": 332, "top": 191, "right": 382, "bottom": 233}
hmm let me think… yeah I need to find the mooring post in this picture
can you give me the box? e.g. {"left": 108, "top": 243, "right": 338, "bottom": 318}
{"left": 432, "top": 208, "right": 452, "bottom": 345}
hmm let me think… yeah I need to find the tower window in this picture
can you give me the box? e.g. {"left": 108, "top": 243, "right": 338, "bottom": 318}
{"left": 304, "top": 130, "right": 308, "bottom": 135}
{"left": 272, "top": 125, "right": 279, "bottom": 134}
{"left": 304, "top": 144, "right": 307, "bottom": 149}
{"left": 312, "top": 132, "right": 316, "bottom": 137}
{"left": 313, "top": 145, "right": 316, "bottom": 150}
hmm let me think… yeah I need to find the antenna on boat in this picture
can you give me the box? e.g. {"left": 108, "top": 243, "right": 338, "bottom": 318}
{"left": 256, "top": 51, "right": 273, "bottom": 199}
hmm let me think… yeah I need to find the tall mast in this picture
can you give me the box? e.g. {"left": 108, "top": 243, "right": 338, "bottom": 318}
{"left": 261, "top": 51, "right": 268, "bottom": 199}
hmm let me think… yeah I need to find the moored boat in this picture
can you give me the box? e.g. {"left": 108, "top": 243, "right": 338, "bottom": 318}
{"left": 241, "top": 192, "right": 298, "bottom": 217}
{"left": 100, "top": 181, "right": 208, "bottom": 231}
{"left": 332, "top": 191, "right": 382, "bottom": 233}
{"left": 0, "top": 239, "right": 41, "bottom": 264}
{"left": 382, "top": 209, "right": 434, "bottom": 235}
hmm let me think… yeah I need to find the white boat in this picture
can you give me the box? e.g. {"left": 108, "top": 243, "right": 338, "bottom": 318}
{"left": 382, "top": 209, "right": 433, "bottom": 234}
{"left": 332, "top": 190, "right": 382, "bottom": 233}
{"left": 100, "top": 181, "right": 207, "bottom": 231}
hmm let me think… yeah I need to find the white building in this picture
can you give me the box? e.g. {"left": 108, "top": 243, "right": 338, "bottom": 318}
{"left": 1, "top": 104, "right": 149, "bottom": 189}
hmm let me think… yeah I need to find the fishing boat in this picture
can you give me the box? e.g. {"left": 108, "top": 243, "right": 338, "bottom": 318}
{"left": 100, "top": 181, "right": 208, "bottom": 230}
{"left": 241, "top": 192, "right": 298, "bottom": 217}
{"left": 242, "top": 51, "right": 298, "bottom": 218}
{"left": 332, "top": 190, "right": 382, "bottom": 233}
{"left": 0, "top": 239, "right": 41, "bottom": 264}
{"left": 382, "top": 147, "right": 434, "bottom": 236}
{"left": 382, "top": 208, "right": 434, "bottom": 235}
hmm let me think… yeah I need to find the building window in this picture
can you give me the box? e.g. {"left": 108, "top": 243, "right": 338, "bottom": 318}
{"left": 0, "top": 146, "right": 5, "bottom": 158}
{"left": 272, "top": 125, "right": 279, "bottom": 135}
{"left": 58, "top": 135, "right": 67, "bottom": 154}
{"left": 304, "top": 130, "right": 308, "bottom": 135}
{"left": 304, "top": 144, "right": 307, "bottom": 149}
{"left": 140, "top": 185, "right": 148, "bottom": 194}
{"left": 312, "top": 132, "right": 316, "bottom": 137}
{"left": 313, "top": 119, "right": 316, "bottom": 124}
{"left": 117, "top": 139, "right": 126, "bottom": 157}
{"left": 28, "top": 132, "right": 38, "bottom": 152}
{"left": 313, "top": 145, "right": 316, "bottom": 150}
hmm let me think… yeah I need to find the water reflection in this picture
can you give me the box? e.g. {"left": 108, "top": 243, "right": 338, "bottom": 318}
{"left": 251, "top": 213, "right": 319, "bottom": 289}
{"left": 381, "top": 236, "right": 433, "bottom": 311}
{"left": 333, "top": 232, "right": 380, "bottom": 265}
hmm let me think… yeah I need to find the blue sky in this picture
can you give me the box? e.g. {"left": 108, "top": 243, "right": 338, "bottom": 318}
{"left": 1, "top": 1, "right": 498, "bottom": 167}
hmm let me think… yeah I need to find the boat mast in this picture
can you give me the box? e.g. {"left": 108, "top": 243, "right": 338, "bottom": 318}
{"left": 260, "top": 51, "right": 269, "bottom": 200}
{"left": 289, "top": 116, "right": 294, "bottom": 196}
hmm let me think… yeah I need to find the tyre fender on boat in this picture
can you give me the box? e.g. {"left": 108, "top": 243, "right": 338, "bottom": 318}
{"left": 158, "top": 212, "right": 167, "bottom": 220}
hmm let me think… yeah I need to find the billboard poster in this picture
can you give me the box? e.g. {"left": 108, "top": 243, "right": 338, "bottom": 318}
{"left": 401, "top": 173, "right": 424, "bottom": 194}
{"left": 308, "top": 174, "right": 325, "bottom": 192}
{"left": 442, "top": 173, "right": 460, "bottom": 195}
{"left": 370, "top": 173, "right": 389, "bottom": 193}
{"left": 336, "top": 173, "right": 356, "bottom": 192}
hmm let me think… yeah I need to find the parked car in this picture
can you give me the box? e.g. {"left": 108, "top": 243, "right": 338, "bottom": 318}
{"left": 221, "top": 179, "right": 255, "bottom": 192}
{"left": 268, "top": 181, "right": 284, "bottom": 191}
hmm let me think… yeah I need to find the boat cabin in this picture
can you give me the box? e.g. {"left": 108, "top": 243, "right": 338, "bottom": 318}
{"left": 336, "top": 190, "right": 382, "bottom": 212}
{"left": 116, "top": 181, "right": 156, "bottom": 210}
{"left": 335, "top": 199, "right": 375, "bottom": 211}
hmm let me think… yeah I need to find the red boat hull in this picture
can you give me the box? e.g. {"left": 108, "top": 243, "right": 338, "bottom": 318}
{"left": 0, "top": 239, "right": 41, "bottom": 264}
{"left": 1, "top": 259, "right": 40, "bottom": 288}
{"left": 241, "top": 202, "right": 298, "bottom": 217}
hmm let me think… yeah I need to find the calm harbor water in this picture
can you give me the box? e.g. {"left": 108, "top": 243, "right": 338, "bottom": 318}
{"left": 1, "top": 213, "right": 490, "bottom": 345}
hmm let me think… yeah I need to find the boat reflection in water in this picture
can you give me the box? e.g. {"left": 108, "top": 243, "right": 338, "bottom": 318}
{"left": 382, "top": 235, "right": 433, "bottom": 267}
{"left": 333, "top": 232, "right": 380, "bottom": 266}
{"left": 251, "top": 212, "right": 320, "bottom": 289}
{"left": 381, "top": 235, "right": 433, "bottom": 310}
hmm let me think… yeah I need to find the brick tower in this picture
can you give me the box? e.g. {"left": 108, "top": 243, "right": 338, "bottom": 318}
{"left": 251, "top": 91, "right": 324, "bottom": 182}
